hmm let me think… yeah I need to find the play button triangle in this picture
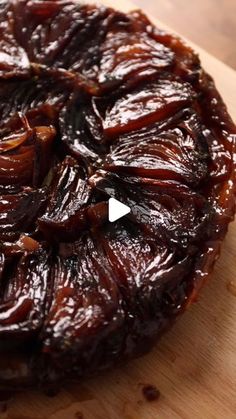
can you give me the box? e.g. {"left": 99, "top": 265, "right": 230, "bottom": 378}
{"left": 108, "top": 197, "right": 131, "bottom": 222}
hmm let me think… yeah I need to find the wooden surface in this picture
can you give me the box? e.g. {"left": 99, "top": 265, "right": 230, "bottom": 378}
{"left": 2, "top": 1, "right": 236, "bottom": 418}
{"left": 133, "top": 0, "right": 236, "bottom": 70}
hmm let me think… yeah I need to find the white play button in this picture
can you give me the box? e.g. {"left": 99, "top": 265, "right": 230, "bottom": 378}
{"left": 108, "top": 197, "right": 131, "bottom": 222}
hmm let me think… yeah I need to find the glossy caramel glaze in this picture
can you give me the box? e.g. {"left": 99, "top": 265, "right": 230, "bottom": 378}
{"left": 0, "top": 0, "right": 235, "bottom": 389}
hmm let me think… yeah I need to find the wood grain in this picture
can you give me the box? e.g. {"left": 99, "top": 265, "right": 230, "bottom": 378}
{"left": 2, "top": 1, "right": 236, "bottom": 418}
{"left": 133, "top": 0, "right": 236, "bottom": 70}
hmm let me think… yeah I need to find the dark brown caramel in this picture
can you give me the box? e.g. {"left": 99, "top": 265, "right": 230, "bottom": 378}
{"left": 0, "top": 0, "right": 235, "bottom": 389}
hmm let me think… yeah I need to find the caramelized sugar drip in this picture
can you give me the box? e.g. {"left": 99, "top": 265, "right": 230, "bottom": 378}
{"left": 0, "top": 0, "right": 235, "bottom": 388}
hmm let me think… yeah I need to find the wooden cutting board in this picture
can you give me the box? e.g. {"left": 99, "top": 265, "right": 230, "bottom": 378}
{"left": 2, "top": 1, "right": 236, "bottom": 418}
